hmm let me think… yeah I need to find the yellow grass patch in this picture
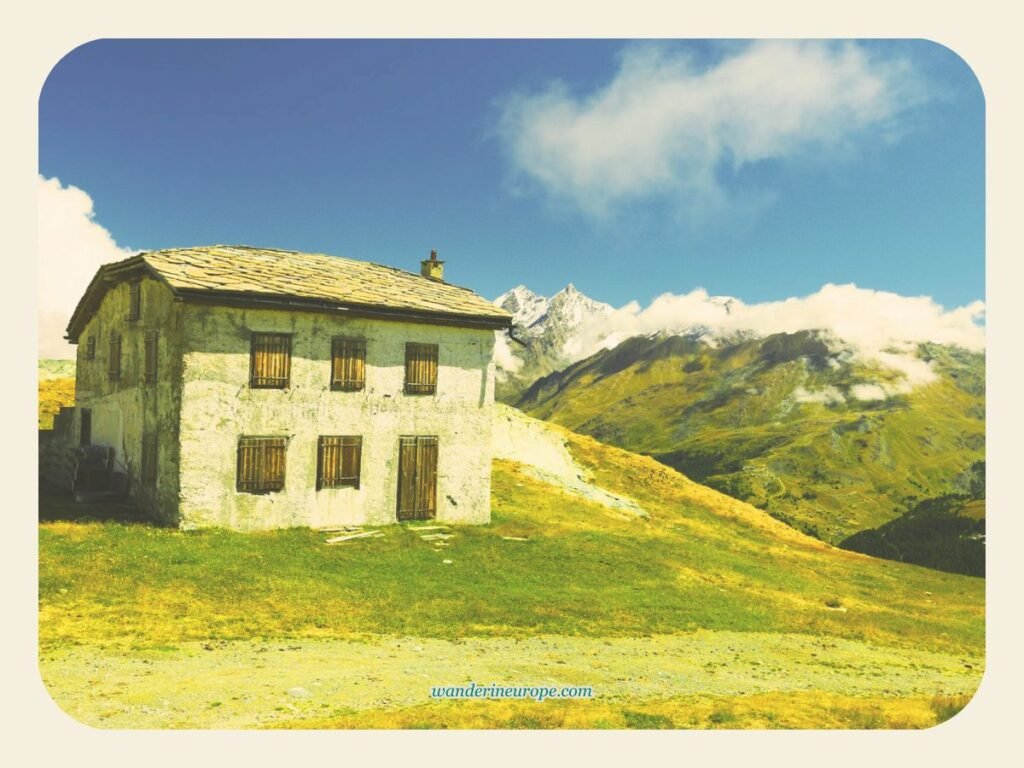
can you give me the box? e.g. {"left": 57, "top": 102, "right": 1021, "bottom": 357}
{"left": 270, "top": 692, "right": 952, "bottom": 730}
{"left": 38, "top": 377, "right": 75, "bottom": 429}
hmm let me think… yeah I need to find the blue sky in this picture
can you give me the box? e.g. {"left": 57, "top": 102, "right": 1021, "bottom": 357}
{"left": 39, "top": 38, "right": 983, "bottom": 311}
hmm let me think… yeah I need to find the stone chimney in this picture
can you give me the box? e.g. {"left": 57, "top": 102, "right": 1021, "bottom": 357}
{"left": 420, "top": 249, "right": 445, "bottom": 281}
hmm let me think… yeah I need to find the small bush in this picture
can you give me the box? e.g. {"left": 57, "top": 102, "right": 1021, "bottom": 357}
{"left": 825, "top": 597, "right": 843, "bottom": 609}
{"left": 930, "top": 693, "right": 973, "bottom": 724}
{"left": 708, "top": 706, "right": 737, "bottom": 726}
{"left": 621, "top": 709, "right": 674, "bottom": 729}
{"left": 506, "top": 714, "right": 545, "bottom": 730}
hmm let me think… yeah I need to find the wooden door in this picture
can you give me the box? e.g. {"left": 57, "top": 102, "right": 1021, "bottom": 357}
{"left": 79, "top": 409, "right": 91, "bottom": 446}
{"left": 397, "top": 436, "right": 438, "bottom": 521}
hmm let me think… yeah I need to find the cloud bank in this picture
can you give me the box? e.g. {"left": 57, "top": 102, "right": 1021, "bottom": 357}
{"left": 564, "top": 283, "right": 984, "bottom": 395}
{"left": 493, "top": 332, "right": 523, "bottom": 375}
{"left": 38, "top": 176, "right": 134, "bottom": 359}
{"left": 497, "top": 40, "right": 921, "bottom": 217}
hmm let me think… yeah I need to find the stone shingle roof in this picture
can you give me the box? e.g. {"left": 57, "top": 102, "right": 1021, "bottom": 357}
{"left": 67, "top": 245, "right": 512, "bottom": 340}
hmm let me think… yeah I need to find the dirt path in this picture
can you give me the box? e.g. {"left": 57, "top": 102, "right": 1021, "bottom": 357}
{"left": 39, "top": 632, "right": 982, "bottom": 729}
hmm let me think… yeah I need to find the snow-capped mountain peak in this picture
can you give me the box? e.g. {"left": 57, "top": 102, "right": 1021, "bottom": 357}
{"left": 496, "top": 283, "right": 613, "bottom": 338}
{"left": 495, "top": 285, "right": 549, "bottom": 330}
{"left": 547, "top": 283, "right": 613, "bottom": 329}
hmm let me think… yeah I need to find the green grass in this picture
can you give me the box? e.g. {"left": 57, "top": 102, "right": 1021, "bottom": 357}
{"left": 38, "top": 377, "right": 75, "bottom": 430}
{"left": 40, "top": 434, "right": 984, "bottom": 657}
{"left": 930, "top": 693, "right": 973, "bottom": 724}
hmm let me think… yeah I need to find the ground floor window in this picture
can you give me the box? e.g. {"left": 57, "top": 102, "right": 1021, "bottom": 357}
{"left": 141, "top": 433, "right": 158, "bottom": 487}
{"left": 317, "top": 436, "right": 362, "bottom": 490}
{"left": 237, "top": 436, "right": 288, "bottom": 493}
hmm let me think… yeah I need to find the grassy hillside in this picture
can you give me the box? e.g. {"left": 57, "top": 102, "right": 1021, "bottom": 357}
{"left": 38, "top": 358, "right": 77, "bottom": 430}
{"left": 40, "top": 417, "right": 983, "bottom": 728}
{"left": 39, "top": 452, "right": 985, "bottom": 653}
{"left": 39, "top": 358, "right": 76, "bottom": 380}
{"left": 519, "top": 333, "right": 984, "bottom": 543}
{"left": 38, "top": 378, "right": 75, "bottom": 430}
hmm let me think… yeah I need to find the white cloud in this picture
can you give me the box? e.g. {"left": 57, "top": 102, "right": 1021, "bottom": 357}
{"left": 793, "top": 386, "right": 847, "bottom": 405}
{"left": 850, "top": 383, "right": 890, "bottom": 402}
{"left": 38, "top": 176, "right": 135, "bottom": 359}
{"left": 493, "top": 332, "right": 523, "bottom": 377}
{"left": 497, "top": 41, "right": 921, "bottom": 216}
{"left": 566, "top": 283, "right": 984, "bottom": 393}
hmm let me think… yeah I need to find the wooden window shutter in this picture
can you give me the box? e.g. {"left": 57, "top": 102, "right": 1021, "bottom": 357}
{"left": 144, "top": 331, "right": 158, "bottom": 384}
{"left": 249, "top": 333, "right": 291, "bottom": 388}
{"left": 331, "top": 337, "right": 366, "bottom": 391}
{"left": 141, "top": 433, "right": 158, "bottom": 486}
{"left": 396, "top": 435, "right": 438, "bottom": 520}
{"left": 84, "top": 335, "right": 96, "bottom": 361}
{"left": 127, "top": 282, "right": 141, "bottom": 321}
{"left": 317, "top": 436, "right": 362, "bottom": 489}
{"left": 236, "top": 436, "right": 288, "bottom": 493}
{"left": 404, "top": 343, "right": 438, "bottom": 395}
{"left": 108, "top": 332, "right": 121, "bottom": 382}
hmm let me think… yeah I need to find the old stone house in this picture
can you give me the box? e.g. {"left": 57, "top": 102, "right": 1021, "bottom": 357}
{"left": 63, "top": 245, "right": 512, "bottom": 530}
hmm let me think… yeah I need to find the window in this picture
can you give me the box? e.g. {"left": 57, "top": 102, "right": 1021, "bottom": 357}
{"left": 317, "top": 436, "right": 362, "bottom": 490}
{"left": 404, "top": 342, "right": 438, "bottom": 395}
{"left": 331, "top": 337, "right": 366, "bottom": 391}
{"left": 83, "top": 335, "right": 96, "bottom": 361}
{"left": 144, "top": 331, "right": 158, "bottom": 384}
{"left": 249, "top": 333, "right": 291, "bottom": 389}
{"left": 79, "top": 409, "right": 91, "bottom": 447}
{"left": 236, "top": 436, "right": 287, "bottom": 493}
{"left": 397, "top": 436, "right": 438, "bottom": 520}
{"left": 141, "top": 433, "right": 158, "bottom": 487}
{"left": 127, "top": 282, "right": 141, "bottom": 322}
{"left": 108, "top": 332, "right": 121, "bottom": 382}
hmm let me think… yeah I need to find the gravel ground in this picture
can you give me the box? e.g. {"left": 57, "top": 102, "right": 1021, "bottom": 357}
{"left": 39, "top": 631, "right": 982, "bottom": 729}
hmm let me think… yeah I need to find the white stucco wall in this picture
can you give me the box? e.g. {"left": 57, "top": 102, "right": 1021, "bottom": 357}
{"left": 177, "top": 304, "right": 497, "bottom": 530}
{"left": 73, "top": 277, "right": 184, "bottom": 522}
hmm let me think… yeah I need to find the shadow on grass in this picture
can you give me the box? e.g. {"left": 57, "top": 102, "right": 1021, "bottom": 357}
{"left": 38, "top": 483, "right": 167, "bottom": 526}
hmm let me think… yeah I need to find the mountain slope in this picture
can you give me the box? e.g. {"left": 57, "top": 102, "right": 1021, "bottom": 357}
{"left": 839, "top": 461, "right": 985, "bottom": 577}
{"left": 518, "top": 332, "right": 985, "bottom": 543}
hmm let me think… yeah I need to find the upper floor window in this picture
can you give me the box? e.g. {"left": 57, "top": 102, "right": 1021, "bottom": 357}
{"left": 127, "top": 282, "right": 141, "bottom": 322}
{"left": 83, "top": 335, "right": 96, "bottom": 361}
{"left": 331, "top": 337, "right": 366, "bottom": 391}
{"left": 144, "top": 331, "right": 158, "bottom": 384}
{"left": 108, "top": 332, "right": 122, "bottom": 382}
{"left": 236, "top": 436, "right": 287, "bottom": 493}
{"left": 250, "top": 332, "right": 291, "bottom": 389}
{"left": 404, "top": 342, "right": 438, "bottom": 395}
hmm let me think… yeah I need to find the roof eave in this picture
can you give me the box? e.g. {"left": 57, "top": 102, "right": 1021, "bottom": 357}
{"left": 64, "top": 254, "right": 154, "bottom": 343}
{"left": 176, "top": 288, "right": 514, "bottom": 330}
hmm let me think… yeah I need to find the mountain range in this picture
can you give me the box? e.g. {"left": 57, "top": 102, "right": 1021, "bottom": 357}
{"left": 495, "top": 285, "right": 985, "bottom": 547}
